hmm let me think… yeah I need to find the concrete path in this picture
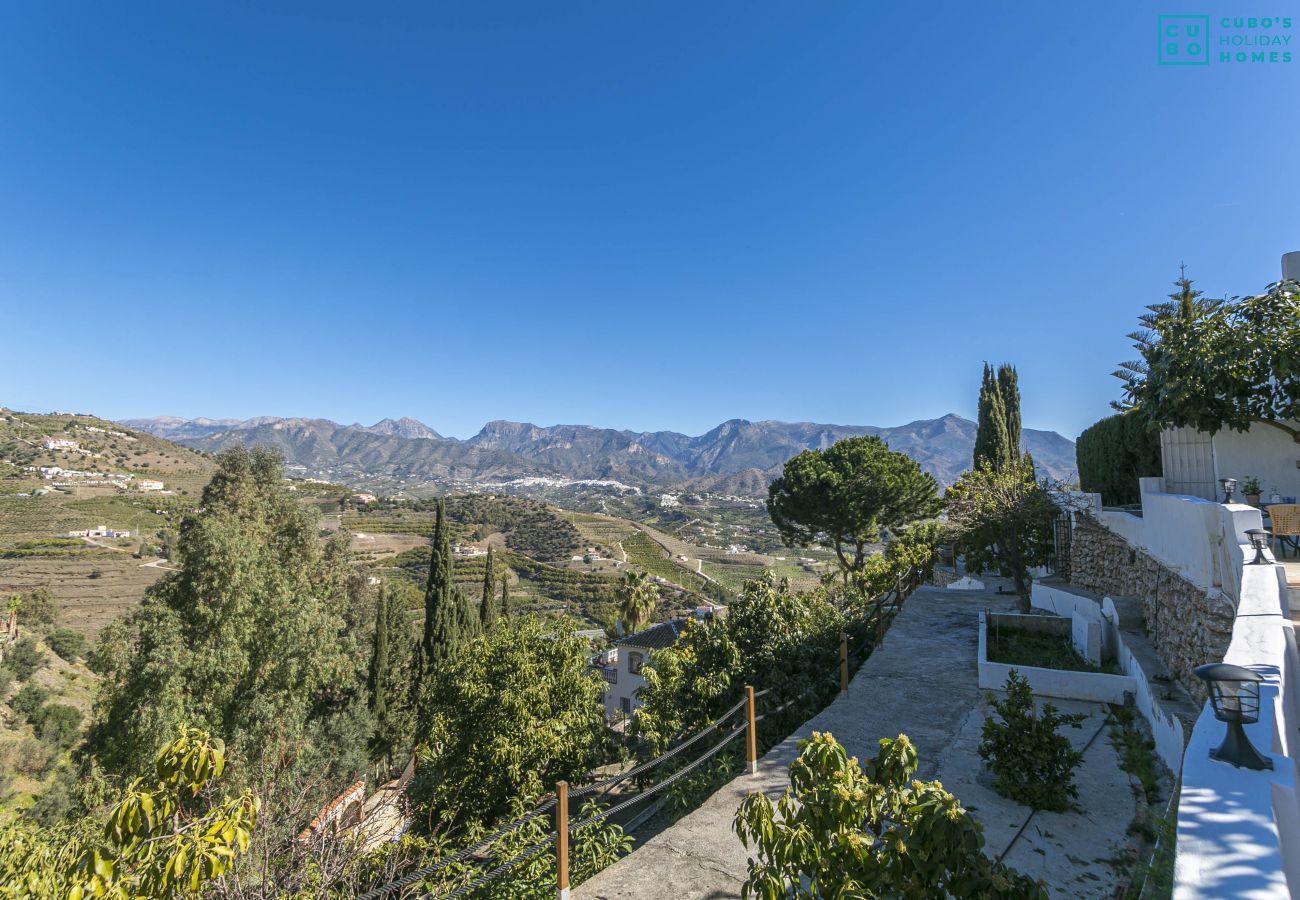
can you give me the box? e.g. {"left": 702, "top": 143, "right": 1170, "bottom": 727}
{"left": 576, "top": 585, "right": 1138, "bottom": 899}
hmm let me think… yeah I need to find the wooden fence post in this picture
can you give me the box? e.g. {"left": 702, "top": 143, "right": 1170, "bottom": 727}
{"left": 839, "top": 632, "right": 849, "bottom": 693}
{"left": 556, "top": 780, "right": 570, "bottom": 900}
{"left": 745, "top": 685, "right": 757, "bottom": 776}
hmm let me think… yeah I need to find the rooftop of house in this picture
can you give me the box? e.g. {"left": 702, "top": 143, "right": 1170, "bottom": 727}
{"left": 617, "top": 619, "right": 686, "bottom": 650}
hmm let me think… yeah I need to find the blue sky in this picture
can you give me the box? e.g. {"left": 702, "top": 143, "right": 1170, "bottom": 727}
{"left": 2, "top": 2, "right": 1296, "bottom": 439}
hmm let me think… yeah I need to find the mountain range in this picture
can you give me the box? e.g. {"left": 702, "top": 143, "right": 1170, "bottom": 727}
{"left": 121, "top": 414, "right": 1077, "bottom": 496}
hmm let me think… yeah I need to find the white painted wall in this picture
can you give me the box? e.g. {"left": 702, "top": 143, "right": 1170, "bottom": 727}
{"left": 1211, "top": 421, "right": 1300, "bottom": 504}
{"left": 1174, "top": 528, "right": 1300, "bottom": 897}
{"left": 603, "top": 647, "right": 649, "bottom": 721}
{"left": 1030, "top": 581, "right": 1186, "bottom": 773}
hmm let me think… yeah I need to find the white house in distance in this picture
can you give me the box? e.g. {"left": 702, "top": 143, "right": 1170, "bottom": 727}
{"left": 136, "top": 479, "right": 165, "bottom": 492}
{"left": 67, "top": 525, "right": 130, "bottom": 539}
{"left": 42, "top": 439, "right": 80, "bottom": 451}
{"left": 594, "top": 605, "right": 726, "bottom": 722}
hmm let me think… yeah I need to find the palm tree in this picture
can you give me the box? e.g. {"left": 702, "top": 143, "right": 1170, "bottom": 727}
{"left": 617, "top": 570, "right": 659, "bottom": 636}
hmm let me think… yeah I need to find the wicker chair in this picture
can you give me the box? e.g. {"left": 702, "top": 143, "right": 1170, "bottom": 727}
{"left": 1267, "top": 504, "right": 1300, "bottom": 558}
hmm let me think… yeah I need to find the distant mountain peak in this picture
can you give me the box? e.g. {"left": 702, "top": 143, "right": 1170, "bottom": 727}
{"left": 355, "top": 417, "right": 441, "bottom": 440}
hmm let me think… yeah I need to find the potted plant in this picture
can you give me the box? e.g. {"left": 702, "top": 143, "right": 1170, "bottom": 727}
{"left": 1242, "top": 475, "right": 1263, "bottom": 506}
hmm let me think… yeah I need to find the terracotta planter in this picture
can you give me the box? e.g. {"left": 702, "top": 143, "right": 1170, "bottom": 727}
{"left": 1246, "top": 493, "right": 1261, "bottom": 507}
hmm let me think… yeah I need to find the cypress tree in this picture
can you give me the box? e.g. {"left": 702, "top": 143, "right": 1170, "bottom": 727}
{"left": 369, "top": 585, "right": 390, "bottom": 727}
{"left": 457, "top": 584, "right": 480, "bottom": 640}
{"left": 997, "top": 364, "right": 1021, "bottom": 460}
{"left": 973, "top": 364, "right": 1013, "bottom": 472}
{"left": 421, "top": 500, "right": 461, "bottom": 674}
{"left": 501, "top": 579, "right": 511, "bottom": 623}
{"left": 480, "top": 546, "right": 499, "bottom": 630}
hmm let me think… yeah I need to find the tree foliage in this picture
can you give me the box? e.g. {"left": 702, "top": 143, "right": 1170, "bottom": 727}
{"left": 734, "top": 731, "right": 1046, "bottom": 899}
{"left": 1076, "top": 411, "right": 1162, "bottom": 506}
{"left": 998, "top": 363, "right": 1022, "bottom": 459}
{"left": 410, "top": 619, "right": 608, "bottom": 835}
{"left": 768, "top": 436, "right": 941, "bottom": 573}
{"left": 974, "top": 363, "right": 1014, "bottom": 473}
{"left": 616, "top": 569, "right": 659, "bottom": 635}
{"left": 0, "top": 726, "right": 257, "bottom": 899}
{"left": 946, "top": 458, "right": 1057, "bottom": 611}
{"left": 420, "top": 499, "right": 465, "bottom": 675}
{"left": 89, "top": 447, "right": 369, "bottom": 788}
{"left": 635, "top": 574, "right": 845, "bottom": 756}
{"left": 979, "top": 671, "right": 1085, "bottom": 811}
{"left": 1116, "top": 272, "right": 1300, "bottom": 436}
{"left": 480, "top": 546, "right": 499, "bottom": 630}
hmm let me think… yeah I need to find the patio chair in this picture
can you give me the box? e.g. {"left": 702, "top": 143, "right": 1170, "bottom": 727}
{"left": 1267, "top": 504, "right": 1300, "bottom": 558}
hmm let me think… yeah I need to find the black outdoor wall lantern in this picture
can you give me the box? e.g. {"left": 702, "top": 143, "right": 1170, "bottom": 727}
{"left": 1194, "top": 663, "right": 1273, "bottom": 771}
{"left": 1245, "top": 528, "right": 1272, "bottom": 565}
{"left": 1220, "top": 477, "right": 1238, "bottom": 504}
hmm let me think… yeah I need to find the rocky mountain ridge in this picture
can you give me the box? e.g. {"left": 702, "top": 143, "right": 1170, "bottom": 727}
{"left": 122, "top": 413, "right": 1077, "bottom": 495}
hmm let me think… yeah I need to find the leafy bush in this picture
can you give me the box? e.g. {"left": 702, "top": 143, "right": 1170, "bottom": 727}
{"left": 0, "top": 665, "right": 12, "bottom": 698}
{"left": 12, "top": 682, "right": 52, "bottom": 722}
{"left": 1076, "top": 412, "right": 1162, "bottom": 506}
{"left": 979, "top": 671, "right": 1085, "bottom": 811}
{"left": 5, "top": 637, "right": 47, "bottom": 681}
{"left": 45, "top": 627, "right": 87, "bottom": 663}
{"left": 10, "top": 588, "right": 57, "bottom": 627}
{"left": 735, "top": 731, "right": 1046, "bottom": 898}
{"left": 35, "top": 703, "right": 83, "bottom": 749}
{"left": 13, "top": 736, "right": 53, "bottom": 777}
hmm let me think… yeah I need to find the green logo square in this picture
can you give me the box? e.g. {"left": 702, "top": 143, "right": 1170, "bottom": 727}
{"left": 1159, "top": 15, "right": 1210, "bottom": 65}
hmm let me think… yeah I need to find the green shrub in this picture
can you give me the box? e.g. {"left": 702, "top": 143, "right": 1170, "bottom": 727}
{"left": 12, "top": 682, "right": 52, "bottom": 723}
{"left": 12, "top": 588, "right": 57, "bottom": 627}
{"left": 5, "top": 636, "right": 47, "bottom": 681}
{"left": 35, "top": 703, "right": 83, "bottom": 749}
{"left": 46, "top": 627, "right": 87, "bottom": 663}
{"left": 0, "top": 665, "right": 13, "bottom": 698}
{"left": 1076, "top": 412, "right": 1162, "bottom": 506}
{"left": 979, "top": 670, "right": 1085, "bottom": 811}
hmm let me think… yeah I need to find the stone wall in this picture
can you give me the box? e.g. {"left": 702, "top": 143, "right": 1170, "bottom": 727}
{"left": 1068, "top": 514, "right": 1235, "bottom": 702}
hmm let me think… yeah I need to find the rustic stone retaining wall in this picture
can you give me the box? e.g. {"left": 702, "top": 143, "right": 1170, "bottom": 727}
{"left": 1068, "top": 515, "right": 1235, "bottom": 703}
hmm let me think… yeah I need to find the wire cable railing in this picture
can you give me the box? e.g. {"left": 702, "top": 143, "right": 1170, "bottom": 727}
{"left": 358, "top": 566, "right": 928, "bottom": 898}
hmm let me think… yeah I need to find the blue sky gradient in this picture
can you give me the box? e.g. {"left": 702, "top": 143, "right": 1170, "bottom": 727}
{"left": 2, "top": 2, "right": 1297, "bottom": 438}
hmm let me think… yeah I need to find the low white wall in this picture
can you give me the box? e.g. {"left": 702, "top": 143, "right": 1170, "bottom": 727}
{"left": 978, "top": 611, "right": 1136, "bottom": 704}
{"left": 1175, "top": 540, "right": 1300, "bottom": 898}
{"left": 1033, "top": 581, "right": 1116, "bottom": 661}
{"left": 1031, "top": 581, "right": 1186, "bottom": 773}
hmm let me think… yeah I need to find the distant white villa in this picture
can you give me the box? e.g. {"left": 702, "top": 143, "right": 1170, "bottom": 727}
{"left": 42, "top": 439, "right": 80, "bottom": 451}
{"left": 67, "top": 524, "right": 130, "bottom": 539}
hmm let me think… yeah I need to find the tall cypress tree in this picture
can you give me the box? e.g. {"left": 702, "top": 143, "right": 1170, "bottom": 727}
{"left": 421, "top": 500, "right": 460, "bottom": 674}
{"left": 973, "top": 364, "right": 1013, "bottom": 472}
{"left": 997, "top": 364, "right": 1021, "bottom": 461}
{"left": 501, "top": 579, "right": 511, "bottom": 623}
{"left": 369, "top": 585, "right": 390, "bottom": 729}
{"left": 480, "top": 546, "right": 499, "bottom": 630}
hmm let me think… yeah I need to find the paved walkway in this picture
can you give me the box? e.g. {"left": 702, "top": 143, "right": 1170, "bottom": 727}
{"left": 576, "top": 585, "right": 1138, "bottom": 899}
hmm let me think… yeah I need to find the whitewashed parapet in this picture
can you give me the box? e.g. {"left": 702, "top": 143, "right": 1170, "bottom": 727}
{"left": 1175, "top": 532, "right": 1300, "bottom": 897}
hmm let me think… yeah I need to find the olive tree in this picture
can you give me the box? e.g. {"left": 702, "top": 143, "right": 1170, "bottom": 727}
{"left": 945, "top": 458, "right": 1058, "bottom": 611}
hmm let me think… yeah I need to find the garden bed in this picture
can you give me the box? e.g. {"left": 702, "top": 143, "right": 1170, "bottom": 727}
{"left": 978, "top": 611, "right": 1136, "bottom": 703}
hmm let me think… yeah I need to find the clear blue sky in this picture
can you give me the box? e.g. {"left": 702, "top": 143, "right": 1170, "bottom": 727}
{"left": 2, "top": 2, "right": 1296, "bottom": 439}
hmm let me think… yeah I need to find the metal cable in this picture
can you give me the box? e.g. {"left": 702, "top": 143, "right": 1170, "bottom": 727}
{"left": 357, "top": 799, "right": 557, "bottom": 900}
{"left": 569, "top": 695, "right": 749, "bottom": 798}
{"left": 420, "top": 833, "right": 556, "bottom": 900}
{"left": 568, "top": 723, "right": 748, "bottom": 831}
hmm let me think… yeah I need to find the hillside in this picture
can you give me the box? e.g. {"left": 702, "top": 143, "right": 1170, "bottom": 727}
{"left": 123, "top": 413, "right": 1077, "bottom": 495}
